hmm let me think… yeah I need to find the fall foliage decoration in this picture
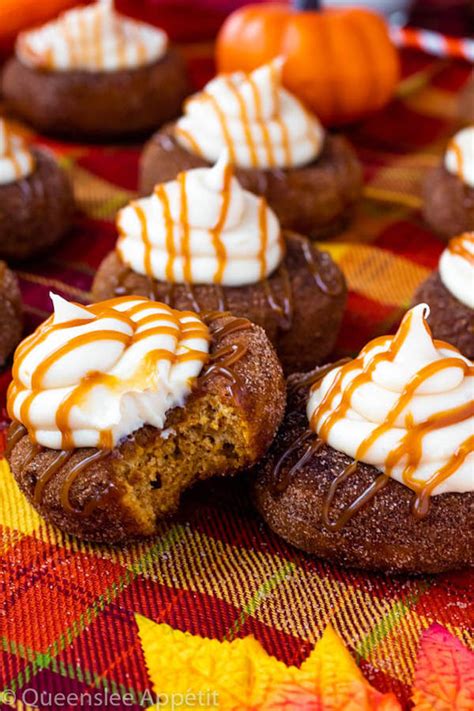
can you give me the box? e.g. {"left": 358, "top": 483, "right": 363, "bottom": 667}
{"left": 136, "top": 615, "right": 474, "bottom": 710}
{"left": 216, "top": 0, "right": 400, "bottom": 126}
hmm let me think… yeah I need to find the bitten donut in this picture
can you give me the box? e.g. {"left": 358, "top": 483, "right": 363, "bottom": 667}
{"left": 423, "top": 127, "right": 474, "bottom": 239}
{"left": 253, "top": 305, "right": 473, "bottom": 574}
{"left": 140, "top": 60, "right": 362, "bottom": 239}
{"left": 0, "top": 120, "right": 73, "bottom": 260}
{"left": 0, "top": 262, "right": 22, "bottom": 367}
{"left": 7, "top": 294, "right": 285, "bottom": 543}
{"left": 2, "top": 1, "right": 189, "bottom": 139}
{"left": 93, "top": 153, "right": 347, "bottom": 374}
{"left": 413, "top": 232, "right": 474, "bottom": 358}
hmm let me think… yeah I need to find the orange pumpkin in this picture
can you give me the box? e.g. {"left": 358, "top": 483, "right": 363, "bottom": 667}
{"left": 216, "top": 1, "right": 400, "bottom": 126}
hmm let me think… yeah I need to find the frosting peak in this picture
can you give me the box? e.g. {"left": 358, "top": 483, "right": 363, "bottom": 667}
{"left": 175, "top": 60, "right": 324, "bottom": 169}
{"left": 439, "top": 232, "right": 474, "bottom": 309}
{"left": 7, "top": 294, "right": 210, "bottom": 450}
{"left": 307, "top": 304, "right": 474, "bottom": 506}
{"left": 0, "top": 120, "right": 34, "bottom": 186}
{"left": 444, "top": 127, "right": 474, "bottom": 188}
{"left": 117, "top": 152, "right": 284, "bottom": 286}
{"left": 17, "top": 0, "right": 168, "bottom": 72}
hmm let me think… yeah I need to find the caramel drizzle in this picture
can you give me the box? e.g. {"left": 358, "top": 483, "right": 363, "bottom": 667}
{"left": 448, "top": 233, "right": 474, "bottom": 266}
{"left": 245, "top": 73, "right": 275, "bottom": 167}
{"left": 268, "top": 61, "right": 292, "bottom": 167}
{"left": 322, "top": 463, "right": 390, "bottom": 532}
{"left": 23, "top": 2, "right": 154, "bottom": 71}
{"left": 0, "top": 122, "right": 32, "bottom": 180}
{"left": 272, "top": 431, "right": 322, "bottom": 495}
{"left": 8, "top": 297, "right": 210, "bottom": 451}
{"left": 7, "top": 311, "right": 250, "bottom": 517}
{"left": 178, "top": 172, "right": 192, "bottom": 283}
{"left": 299, "top": 237, "right": 343, "bottom": 297}
{"left": 224, "top": 76, "right": 259, "bottom": 167}
{"left": 210, "top": 163, "right": 232, "bottom": 284}
{"left": 174, "top": 127, "right": 203, "bottom": 157}
{"left": 288, "top": 358, "right": 352, "bottom": 396}
{"left": 7, "top": 422, "right": 113, "bottom": 517}
{"left": 117, "top": 228, "right": 339, "bottom": 337}
{"left": 181, "top": 63, "right": 321, "bottom": 169}
{"left": 200, "top": 313, "right": 252, "bottom": 398}
{"left": 447, "top": 138, "right": 465, "bottom": 182}
{"left": 309, "top": 311, "right": 473, "bottom": 520}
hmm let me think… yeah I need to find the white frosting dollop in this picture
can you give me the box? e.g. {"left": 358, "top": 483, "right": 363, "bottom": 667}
{"left": 175, "top": 60, "right": 324, "bottom": 169}
{"left": 117, "top": 151, "right": 284, "bottom": 286}
{"left": 0, "top": 120, "right": 34, "bottom": 186}
{"left": 8, "top": 294, "right": 210, "bottom": 450}
{"left": 307, "top": 304, "right": 474, "bottom": 496}
{"left": 444, "top": 127, "right": 474, "bottom": 188}
{"left": 17, "top": 0, "right": 168, "bottom": 72}
{"left": 439, "top": 232, "right": 474, "bottom": 309}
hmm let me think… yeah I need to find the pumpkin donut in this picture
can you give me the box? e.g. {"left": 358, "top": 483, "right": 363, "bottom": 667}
{"left": 0, "top": 120, "right": 73, "bottom": 261}
{"left": 413, "top": 232, "right": 474, "bottom": 359}
{"left": 253, "top": 305, "right": 474, "bottom": 574}
{"left": 0, "top": 262, "right": 22, "bottom": 367}
{"left": 139, "top": 61, "right": 362, "bottom": 240}
{"left": 94, "top": 153, "right": 347, "bottom": 374}
{"left": 2, "top": 1, "right": 189, "bottom": 139}
{"left": 7, "top": 294, "right": 286, "bottom": 544}
{"left": 423, "top": 127, "right": 474, "bottom": 240}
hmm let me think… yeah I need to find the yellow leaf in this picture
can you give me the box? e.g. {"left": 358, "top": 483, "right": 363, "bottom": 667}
{"left": 135, "top": 615, "right": 401, "bottom": 711}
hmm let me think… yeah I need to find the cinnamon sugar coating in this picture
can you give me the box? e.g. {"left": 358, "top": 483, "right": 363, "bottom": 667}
{"left": 2, "top": 50, "right": 189, "bottom": 140}
{"left": 422, "top": 165, "right": 474, "bottom": 240}
{"left": 0, "top": 262, "right": 22, "bottom": 367}
{"left": 0, "top": 148, "right": 73, "bottom": 260}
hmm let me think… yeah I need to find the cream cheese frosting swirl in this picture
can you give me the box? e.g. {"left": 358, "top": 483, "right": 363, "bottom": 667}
{"left": 175, "top": 60, "right": 324, "bottom": 169}
{"left": 7, "top": 294, "right": 210, "bottom": 450}
{"left": 117, "top": 151, "right": 284, "bottom": 286}
{"left": 439, "top": 232, "right": 474, "bottom": 309}
{"left": 0, "top": 120, "right": 34, "bottom": 186}
{"left": 17, "top": 0, "right": 168, "bottom": 73}
{"left": 444, "top": 126, "right": 474, "bottom": 188}
{"left": 307, "top": 304, "right": 473, "bottom": 503}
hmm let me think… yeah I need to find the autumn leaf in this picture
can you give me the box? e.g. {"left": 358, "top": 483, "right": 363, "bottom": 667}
{"left": 411, "top": 624, "right": 474, "bottom": 711}
{"left": 135, "top": 615, "right": 401, "bottom": 710}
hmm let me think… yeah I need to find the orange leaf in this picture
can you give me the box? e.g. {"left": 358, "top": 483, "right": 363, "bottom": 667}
{"left": 412, "top": 624, "right": 474, "bottom": 711}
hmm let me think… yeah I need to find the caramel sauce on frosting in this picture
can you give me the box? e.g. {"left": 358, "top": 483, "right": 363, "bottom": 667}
{"left": 307, "top": 304, "right": 473, "bottom": 507}
{"left": 448, "top": 232, "right": 474, "bottom": 266}
{"left": 116, "top": 152, "right": 343, "bottom": 335}
{"left": 439, "top": 232, "right": 474, "bottom": 310}
{"left": 17, "top": 0, "right": 168, "bottom": 73}
{"left": 0, "top": 120, "right": 34, "bottom": 186}
{"left": 7, "top": 294, "right": 210, "bottom": 450}
{"left": 7, "top": 307, "right": 254, "bottom": 518}
{"left": 117, "top": 151, "right": 284, "bottom": 288}
{"left": 175, "top": 60, "right": 324, "bottom": 170}
{"left": 445, "top": 127, "right": 474, "bottom": 189}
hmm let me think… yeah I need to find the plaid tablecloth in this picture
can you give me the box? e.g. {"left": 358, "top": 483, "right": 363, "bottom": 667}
{"left": 0, "top": 40, "right": 472, "bottom": 710}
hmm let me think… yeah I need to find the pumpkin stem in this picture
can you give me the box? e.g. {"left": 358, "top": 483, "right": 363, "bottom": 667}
{"left": 293, "top": 0, "right": 320, "bottom": 10}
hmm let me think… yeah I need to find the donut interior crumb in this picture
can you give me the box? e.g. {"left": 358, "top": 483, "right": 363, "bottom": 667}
{"left": 114, "top": 394, "right": 250, "bottom": 534}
